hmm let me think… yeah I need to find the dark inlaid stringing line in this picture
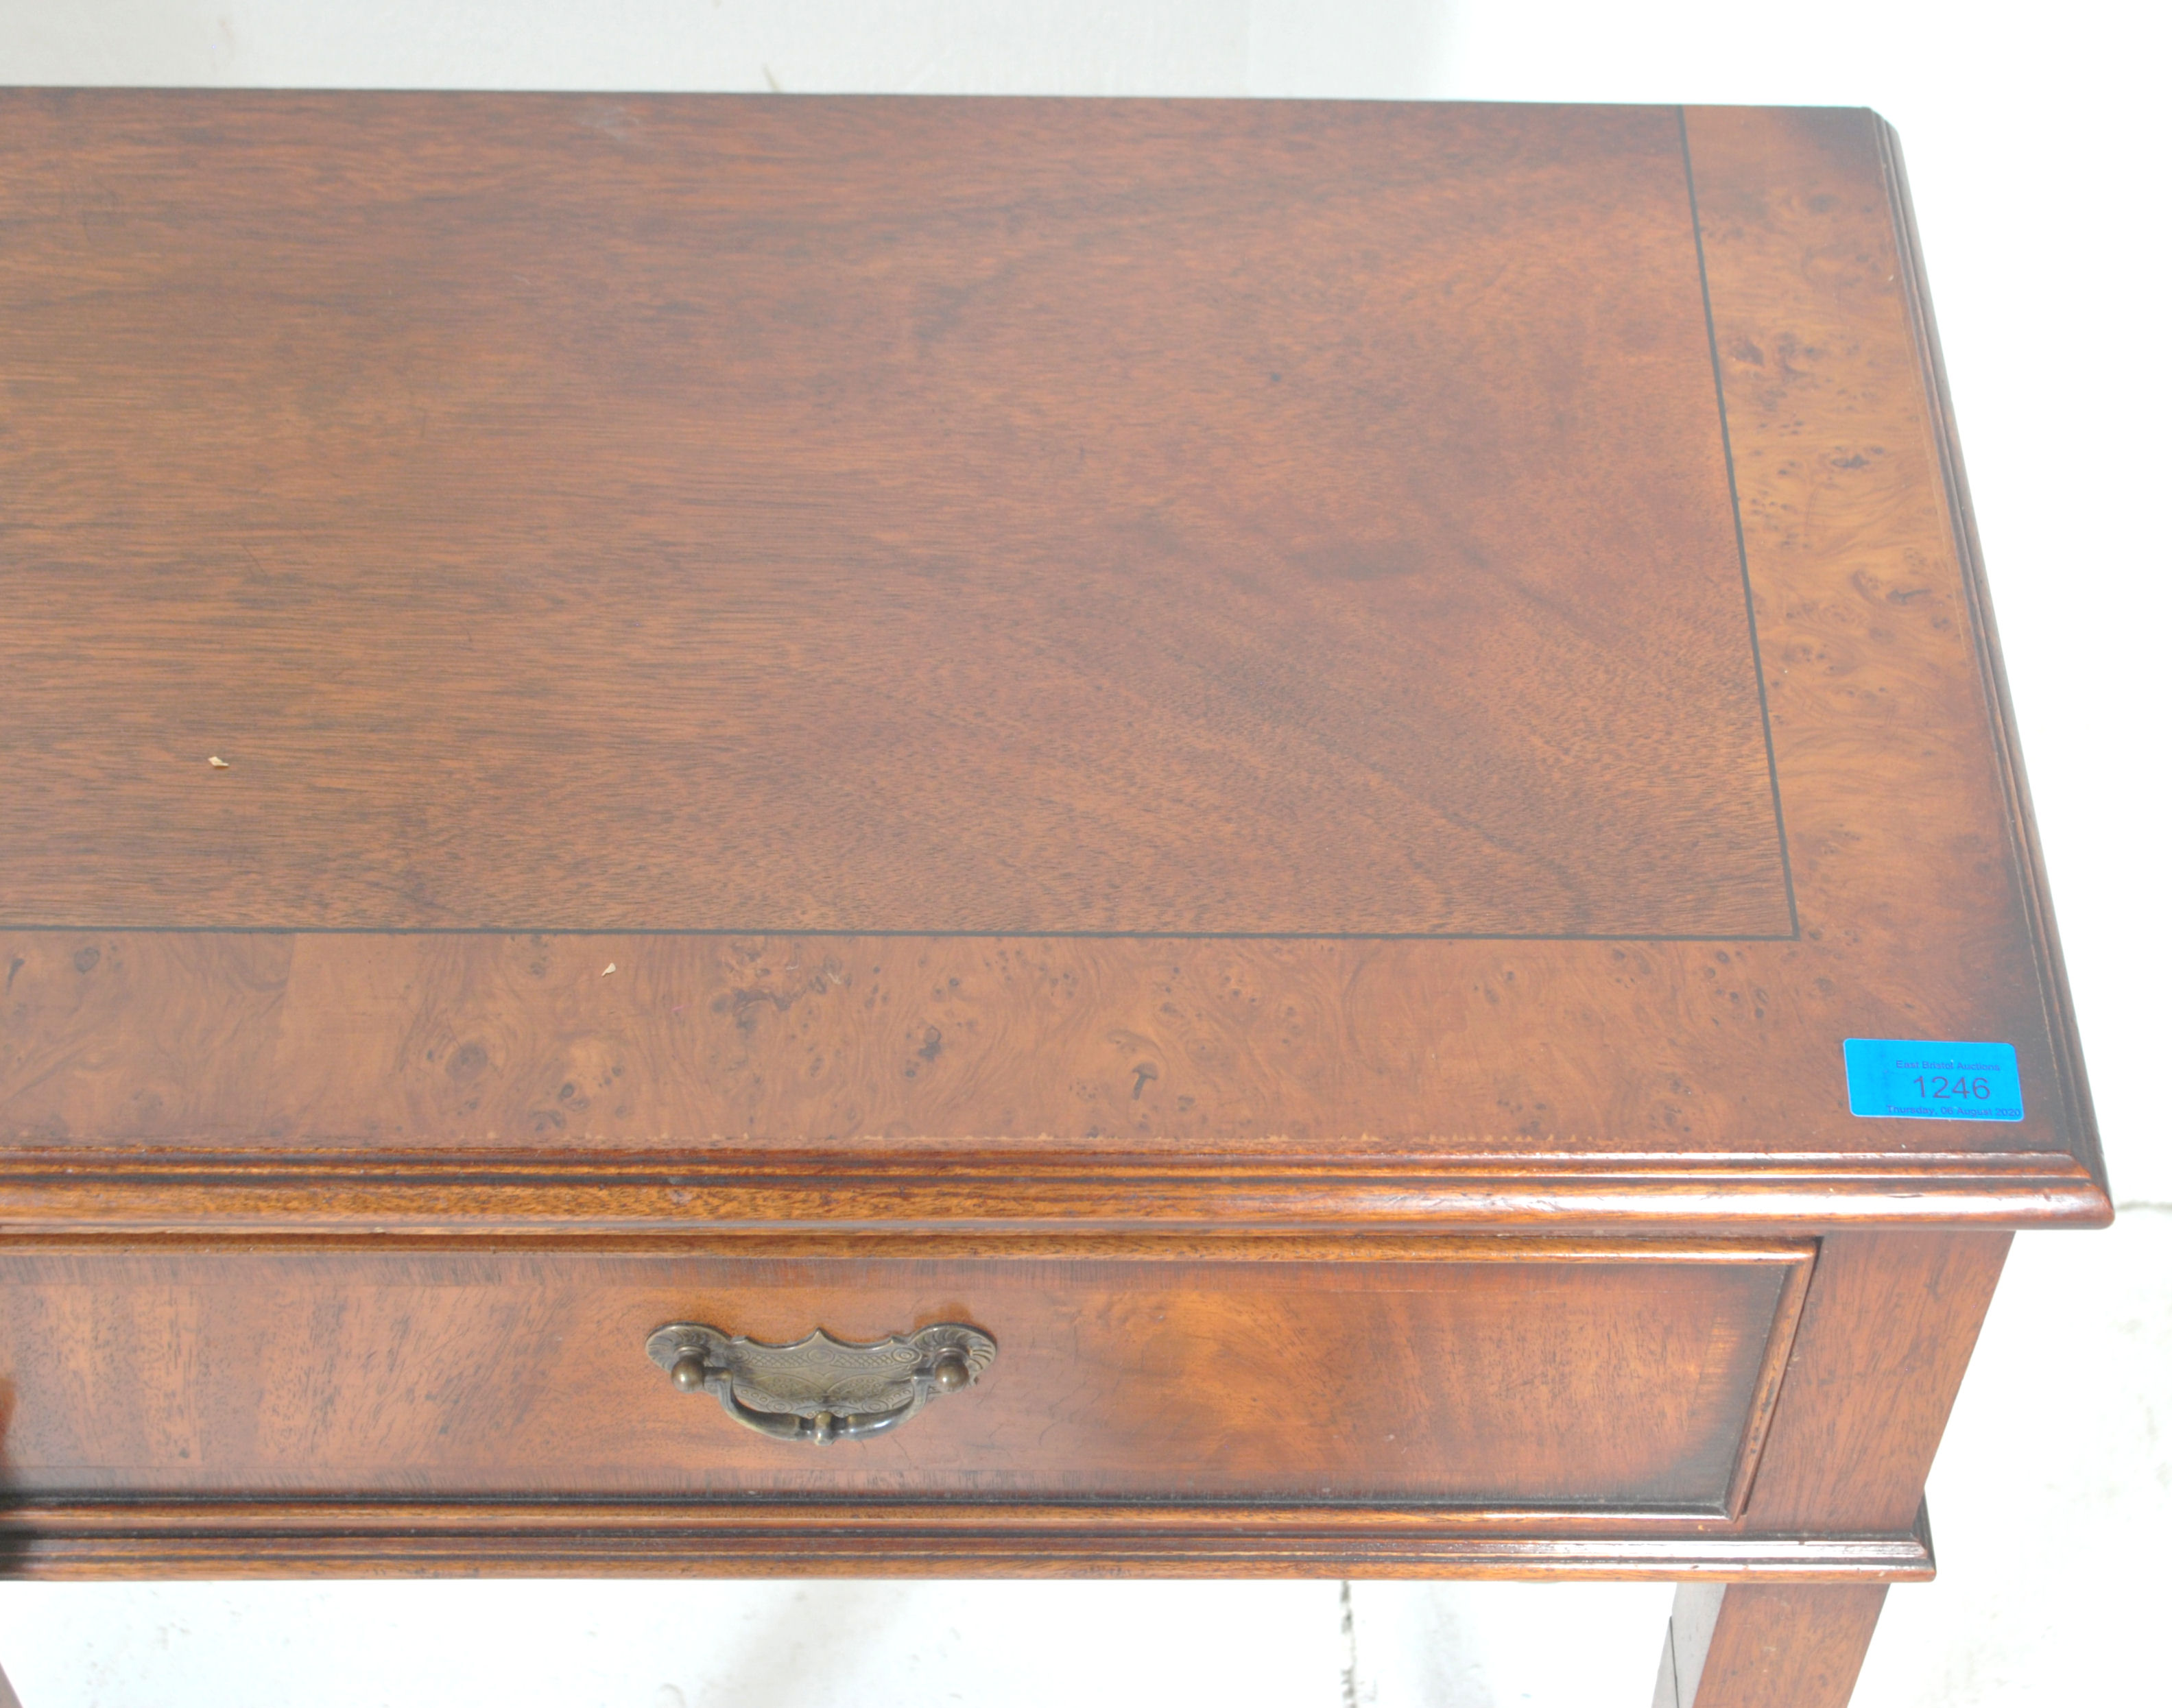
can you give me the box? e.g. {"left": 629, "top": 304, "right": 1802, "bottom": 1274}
{"left": 1678, "top": 104, "right": 1800, "bottom": 940}
{"left": 1866, "top": 119, "right": 2101, "bottom": 1181}
{"left": 4, "top": 114, "right": 1805, "bottom": 950}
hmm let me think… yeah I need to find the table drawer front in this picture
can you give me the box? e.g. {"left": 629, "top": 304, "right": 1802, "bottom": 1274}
{"left": 0, "top": 1240, "right": 1811, "bottom": 1514}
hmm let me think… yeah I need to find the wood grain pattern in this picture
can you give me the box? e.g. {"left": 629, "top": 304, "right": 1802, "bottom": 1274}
{"left": 0, "top": 926, "right": 2107, "bottom": 1190}
{"left": 0, "top": 1502, "right": 1938, "bottom": 1581}
{"left": 0, "top": 1152, "right": 2109, "bottom": 1235}
{"left": 0, "top": 91, "right": 1783, "bottom": 939}
{"left": 1870, "top": 117, "right": 2108, "bottom": 1194}
{"left": 0, "top": 1238, "right": 1807, "bottom": 1507}
{"left": 0, "top": 98, "right": 2106, "bottom": 1218}
{"left": 0, "top": 102, "right": 2101, "bottom": 1693}
{"left": 1656, "top": 1583, "right": 1888, "bottom": 1708}
{"left": 1742, "top": 1230, "right": 2008, "bottom": 1532}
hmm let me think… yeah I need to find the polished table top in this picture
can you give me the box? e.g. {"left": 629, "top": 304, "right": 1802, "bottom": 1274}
{"left": 0, "top": 93, "right": 2103, "bottom": 1233}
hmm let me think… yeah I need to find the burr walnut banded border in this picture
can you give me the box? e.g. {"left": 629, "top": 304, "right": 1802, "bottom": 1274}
{"left": 0, "top": 104, "right": 2107, "bottom": 1214}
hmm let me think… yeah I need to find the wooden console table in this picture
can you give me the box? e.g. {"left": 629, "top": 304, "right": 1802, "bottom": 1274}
{"left": 0, "top": 93, "right": 2108, "bottom": 1708}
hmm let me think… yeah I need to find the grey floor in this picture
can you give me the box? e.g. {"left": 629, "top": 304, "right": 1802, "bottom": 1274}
{"left": 0, "top": 1209, "right": 2159, "bottom": 1707}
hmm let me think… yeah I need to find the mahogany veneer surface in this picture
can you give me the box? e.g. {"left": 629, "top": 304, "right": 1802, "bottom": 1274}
{"left": 3, "top": 97, "right": 1782, "bottom": 941}
{"left": 0, "top": 94, "right": 2103, "bottom": 1207}
{"left": 0, "top": 1240, "right": 1807, "bottom": 1507}
{"left": 0, "top": 102, "right": 2109, "bottom": 1655}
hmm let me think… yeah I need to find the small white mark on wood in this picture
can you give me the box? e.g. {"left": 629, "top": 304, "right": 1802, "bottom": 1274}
{"left": 601, "top": 963, "right": 618, "bottom": 977}
{"left": 206, "top": 756, "right": 230, "bottom": 768}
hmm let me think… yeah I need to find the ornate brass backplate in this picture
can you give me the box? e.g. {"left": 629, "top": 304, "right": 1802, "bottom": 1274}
{"left": 645, "top": 1321, "right": 996, "bottom": 1444}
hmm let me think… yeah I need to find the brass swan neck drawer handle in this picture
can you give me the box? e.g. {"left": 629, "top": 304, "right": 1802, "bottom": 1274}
{"left": 645, "top": 1321, "right": 995, "bottom": 1445}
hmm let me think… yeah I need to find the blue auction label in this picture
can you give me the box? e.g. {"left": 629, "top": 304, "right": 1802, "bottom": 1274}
{"left": 1843, "top": 1038, "right": 2024, "bottom": 1122}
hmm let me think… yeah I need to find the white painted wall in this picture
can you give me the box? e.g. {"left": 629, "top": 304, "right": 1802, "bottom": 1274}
{"left": 0, "top": 4, "right": 2162, "bottom": 1704}
{"left": 0, "top": 1, "right": 1451, "bottom": 96}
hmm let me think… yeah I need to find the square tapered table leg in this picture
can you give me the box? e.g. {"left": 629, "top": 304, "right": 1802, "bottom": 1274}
{"left": 1654, "top": 1584, "right": 1889, "bottom": 1708}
